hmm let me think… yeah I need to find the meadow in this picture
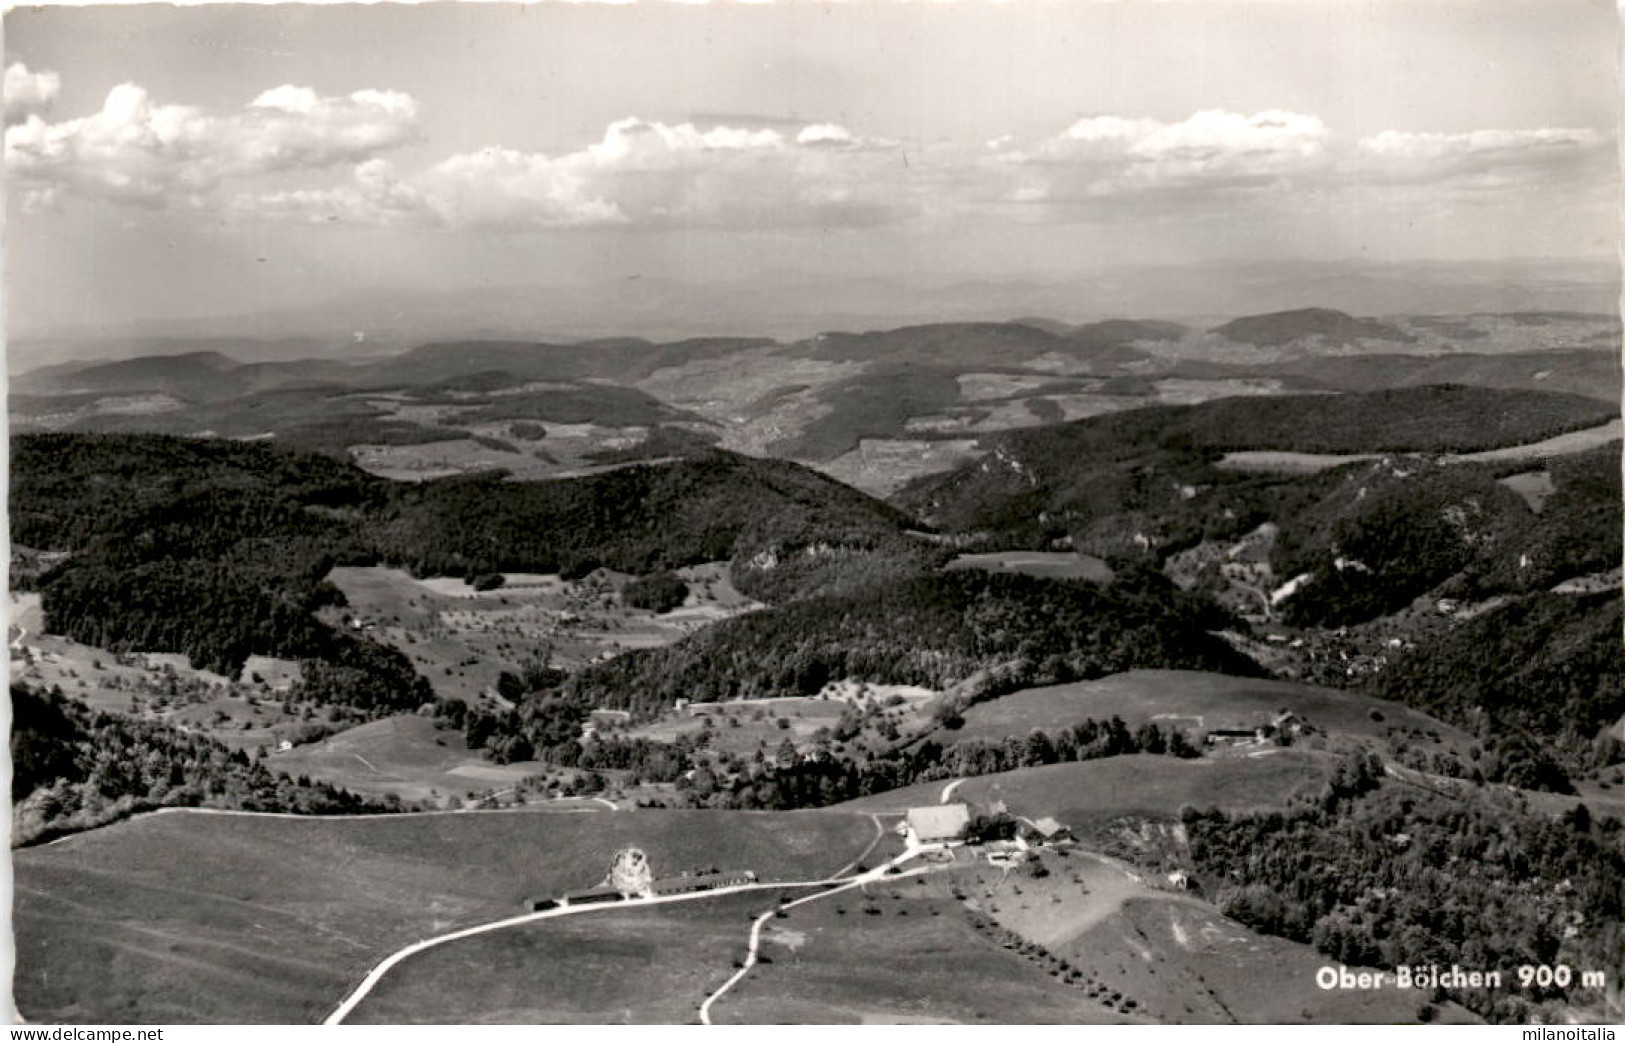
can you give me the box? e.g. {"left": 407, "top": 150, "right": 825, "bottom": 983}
{"left": 935, "top": 670, "right": 1475, "bottom": 751}
{"left": 13, "top": 807, "right": 876, "bottom": 1023}
{"left": 326, "top": 562, "right": 760, "bottom": 702}
{"left": 347, "top": 890, "right": 795, "bottom": 1023}
{"left": 835, "top": 753, "right": 1329, "bottom": 828}
{"left": 711, "top": 881, "right": 1134, "bottom": 1024}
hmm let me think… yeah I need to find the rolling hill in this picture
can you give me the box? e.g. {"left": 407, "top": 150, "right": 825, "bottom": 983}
{"left": 932, "top": 670, "right": 1474, "bottom": 751}
{"left": 1212, "top": 308, "right": 1415, "bottom": 348}
{"left": 10, "top": 434, "right": 928, "bottom": 712}
{"left": 562, "top": 568, "right": 1259, "bottom": 719}
{"left": 835, "top": 752, "right": 1328, "bottom": 824}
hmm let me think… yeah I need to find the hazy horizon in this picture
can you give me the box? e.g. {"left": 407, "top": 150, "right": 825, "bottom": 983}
{"left": 5, "top": 1, "right": 1621, "bottom": 342}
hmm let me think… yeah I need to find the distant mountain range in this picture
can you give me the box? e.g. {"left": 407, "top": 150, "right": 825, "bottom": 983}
{"left": 10, "top": 257, "right": 1617, "bottom": 370}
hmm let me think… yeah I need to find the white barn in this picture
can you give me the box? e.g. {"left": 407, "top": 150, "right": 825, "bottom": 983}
{"left": 906, "top": 802, "right": 972, "bottom": 844}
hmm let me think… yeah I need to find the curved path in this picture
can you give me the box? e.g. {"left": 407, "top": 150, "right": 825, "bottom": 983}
{"left": 939, "top": 778, "right": 967, "bottom": 804}
{"left": 326, "top": 875, "right": 861, "bottom": 1024}
{"left": 829, "top": 814, "right": 890, "bottom": 878}
{"left": 325, "top": 818, "right": 908, "bottom": 1025}
{"left": 698, "top": 844, "right": 929, "bottom": 1025}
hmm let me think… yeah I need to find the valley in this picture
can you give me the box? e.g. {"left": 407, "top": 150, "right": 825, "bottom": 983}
{"left": 10, "top": 306, "right": 1621, "bottom": 1027}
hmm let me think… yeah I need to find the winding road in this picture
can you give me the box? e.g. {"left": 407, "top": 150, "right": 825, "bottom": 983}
{"left": 324, "top": 814, "right": 926, "bottom": 1026}
{"left": 697, "top": 842, "right": 929, "bottom": 1025}
{"left": 325, "top": 876, "right": 845, "bottom": 1024}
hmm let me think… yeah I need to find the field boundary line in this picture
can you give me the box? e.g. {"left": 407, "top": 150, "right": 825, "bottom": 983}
{"left": 29, "top": 801, "right": 614, "bottom": 848}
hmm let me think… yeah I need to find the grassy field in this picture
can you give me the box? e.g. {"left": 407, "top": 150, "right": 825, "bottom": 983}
{"left": 13, "top": 808, "right": 875, "bottom": 1024}
{"left": 945, "top": 551, "right": 1115, "bottom": 584}
{"left": 267, "top": 714, "right": 550, "bottom": 802}
{"left": 835, "top": 753, "right": 1328, "bottom": 827}
{"left": 626, "top": 698, "right": 848, "bottom": 758}
{"left": 326, "top": 562, "right": 760, "bottom": 702}
{"left": 1498, "top": 469, "right": 1557, "bottom": 512}
{"left": 348, "top": 890, "right": 795, "bottom": 1023}
{"left": 948, "top": 846, "right": 1473, "bottom": 1024}
{"left": 935, "top": 669, "right": 1474, "bottom": 750}
{"left": 1219, "top": 418, "right": 1621, "bottom": 474}
{"left": 1058, "top": 895, "right": 1466, "bottom": 1024}
{"left": 711, "top": 879, "right": 1136, "bottom": 1024}
{"left": 815, "top": 437, "right": 983, "bottom": 498}
{"left": 10, "top": 594, "right": 321, "bottom": 752}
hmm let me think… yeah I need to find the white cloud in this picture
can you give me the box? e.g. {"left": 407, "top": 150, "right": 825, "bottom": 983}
{"left": 233, "top": 116, "right": 916, "bottom": 230}
{"left": 987, "top": 108, "right": 1614, "bottom": 221}
{"left": 997, "top": 109, "right": 1333, "bottom": 206}
{"left": 4, "top": 63, "right": 60, "bottom": 125}
{"left": 1357, "top": 126, "right": 1604, "bottom": 162}
{"left": 231, "top": 158, "right": 430, "bottom": 227}
{"left": 5, "top": 81, "right": 420, "bottom": 206}
{"left": 1352, "top": 126, "right": 1612, "bottom": 193}
{"left": 13, "top": 84, "right": 1610, "bottom": 238}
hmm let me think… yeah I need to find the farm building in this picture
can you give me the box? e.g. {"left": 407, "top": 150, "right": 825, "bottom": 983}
{"left": 648, "top": 870, "right": 757, "bottom": 897}
{"left": 560, "top": 886, "right": 624, "bottom": 907}
{"left": 1204, "top": 712, "right": 1277, "bottom": 744}
{"left": 1028, "top": 817, "right": 1073, "bottom": 843}
{"left": 906, "top": 802, "right": 972, "bottom": 845}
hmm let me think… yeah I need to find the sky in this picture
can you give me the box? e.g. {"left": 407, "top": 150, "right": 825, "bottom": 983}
{"left": 4, "top": 0, "right": 1620, "bottom": 335}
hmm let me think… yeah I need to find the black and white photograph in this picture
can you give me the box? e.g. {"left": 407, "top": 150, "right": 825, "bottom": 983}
{"left": 4, "top": 0, "right": 1622, "bottom": 1028}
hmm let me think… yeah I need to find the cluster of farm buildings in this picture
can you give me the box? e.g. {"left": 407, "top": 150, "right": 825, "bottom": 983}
{"left": 529, "top": 868, "right": 758, "bottom": 911}
{"left": 526, "top": 799, "right": 1090, "bottom": 913}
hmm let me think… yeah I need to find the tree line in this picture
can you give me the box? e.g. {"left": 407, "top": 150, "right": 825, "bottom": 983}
{"left": 1184, "top": 757, "right": 1625, "bottom": 1023}
{"left": 10, "top": 684, "right": 406, "bottom": 846}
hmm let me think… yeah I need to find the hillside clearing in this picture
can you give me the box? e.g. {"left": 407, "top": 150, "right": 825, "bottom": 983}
{"left": 834, "top": 754, "right": 1327, "bottom": 828}
{"left": 933, "top": 670, "right": 1475, "bottom": 751}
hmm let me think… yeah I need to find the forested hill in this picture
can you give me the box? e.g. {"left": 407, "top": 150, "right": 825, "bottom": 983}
{"left": 1369, "top": 590, "right": 1624, "bottom": 778}
{"left": 563, "top": 567, "right": 1259, "bottom": 719}
{"left": 11, "top": 684, "right": 401, "bottom": 846}
{"left": 891, "top": 388, "right": 1619, "bottom": 627}
{"left": 370, "top": 450, "right": 929, "bottom": 599}
{"left": 11, "top": 433, "right": 932, "bottom": 695}
{"left": 896, "top": 384, "right": 1615, "bottom": 537}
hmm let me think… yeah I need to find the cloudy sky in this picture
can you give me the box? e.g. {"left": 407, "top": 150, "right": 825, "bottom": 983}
{"left": 4, "top": 0, "right": 1619, "bottom": 334}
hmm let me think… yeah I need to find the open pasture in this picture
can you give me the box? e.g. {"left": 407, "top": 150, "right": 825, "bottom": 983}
{"left": 13, "top": 807, "right": 876, "bottom": 1024}
{"left": 1218, "top": 418, "right": 1622, "bottom": 474}
{"left": 710, "top": 880, "right": 1135, "bottom": 1024}
{"left": 836, "top": 753, "right": 1327, "bottom": 829}
{"left": 325, "top": 562, "right": 760, "bottom": 702}
{"left": 937, "top": 669, "right": 1473, "bottom": 750}
{"left": 945, "top": 551, "right": 1114, "bottom": 584}
{"left": 266, "top": 714, "right": 548, "bottom": 802}
{"left": 10, "top": 594, "right": 320, "bottom": 750}
{"left": 347, "top": 889, "right": 795, "bottom": 1023}
{"left": 1057, "top": 896, "right": 1460, "bottom": 1024}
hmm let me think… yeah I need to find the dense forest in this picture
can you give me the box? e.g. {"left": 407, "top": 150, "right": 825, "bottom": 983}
{"left": 895, "top": 384, "right": 1614, "bottom": 558}
{"left": 1370, "top": 591, "right": 1624, "bottom": 777}
{"left": 561, "top": 568, "right": 1258, "bottom": 718}
{"left": 11, "top": 434, "right": 933, "bottom": 714}
{"left": 1186, "top": 760, "right": 1625, "bottom": 1023}
{"left": 700, "top": 715, "right": 1203, "bottom": 811}
{"left": 1267, "top": 461, "right": 1535, "bottom": 627}
{"left": 896, "top": 403, "right": 1619, "bottom": 639}
{"left": 10, "top": 684, "right": 404, "bottom": 846}
{"left": 368, "top": 449, "right": 929, "bottom": 597}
